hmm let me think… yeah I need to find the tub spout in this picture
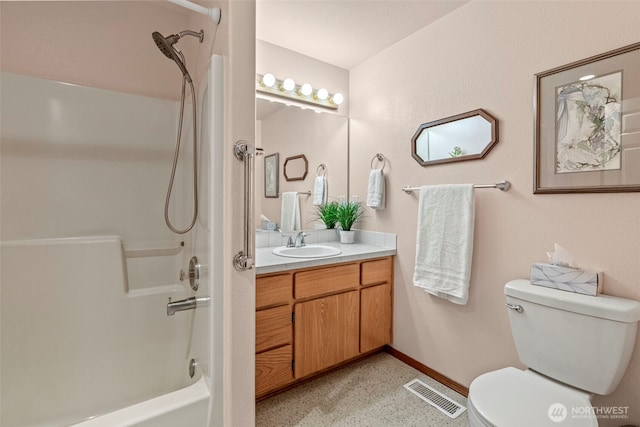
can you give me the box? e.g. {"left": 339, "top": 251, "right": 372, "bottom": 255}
{"left": 167, "top": 296, "right": 210, "bottom": 316}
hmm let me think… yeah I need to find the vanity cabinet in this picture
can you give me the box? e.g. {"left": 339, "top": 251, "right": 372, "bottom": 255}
{"left": 255, "top": 273, "right": 294, "bottom": 397}
{"left": 255, "top": 256, "right": 393, "bottom": 399}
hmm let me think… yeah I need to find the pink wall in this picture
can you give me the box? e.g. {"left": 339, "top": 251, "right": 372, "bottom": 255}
{"left": 349, "top": 2, "right": 640, "bottom": 425}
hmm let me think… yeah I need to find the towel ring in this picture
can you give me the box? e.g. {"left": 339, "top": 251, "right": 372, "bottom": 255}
{"left": 316, "top": 163, "right": 327, "bottom": 177}
{"left": 371, "top": 153, "right": 386, "bottom": 171}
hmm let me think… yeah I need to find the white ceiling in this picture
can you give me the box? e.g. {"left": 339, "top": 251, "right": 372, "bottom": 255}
{"left": 256, "top": 0, "right": 468, "bottom": 70}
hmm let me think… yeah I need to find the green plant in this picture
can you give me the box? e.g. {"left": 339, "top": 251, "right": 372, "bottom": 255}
{"left": 335, "top": 201, "right": 364, "bottom": 231}
{"left": 314, "top": 200, "right": 340, "bottom": 229}
{"left": 449, "top": 146, "right": 463, "bottom": 157}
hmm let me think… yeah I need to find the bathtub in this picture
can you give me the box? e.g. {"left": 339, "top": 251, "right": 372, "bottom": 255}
{"left": 72, "top": 377, "right": 210, "bottom": 427}
{"left": 0, "top": 236, "right": 210, "bottom": 427}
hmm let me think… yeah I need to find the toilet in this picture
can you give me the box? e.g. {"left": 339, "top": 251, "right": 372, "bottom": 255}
{"left": 468, "top": 279, "right": 640, "bottom": 427}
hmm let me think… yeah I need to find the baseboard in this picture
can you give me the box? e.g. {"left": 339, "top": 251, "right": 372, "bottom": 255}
{"left": 384, "top": 346, "right": 469, "bottom": 397}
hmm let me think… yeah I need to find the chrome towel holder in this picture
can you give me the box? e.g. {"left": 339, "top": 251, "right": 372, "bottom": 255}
{"left": 401, "top": 180, "right": 511, "bottom": 193}
{"left": 371, "top": 153, "right": 386, "bottom": 171}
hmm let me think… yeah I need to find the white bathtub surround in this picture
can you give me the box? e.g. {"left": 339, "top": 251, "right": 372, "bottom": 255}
{"left": 413, "top": 185, "right": 475, "bottom": 305}
{"left": 0, "top": 236, "right": 195, "bottom": 427}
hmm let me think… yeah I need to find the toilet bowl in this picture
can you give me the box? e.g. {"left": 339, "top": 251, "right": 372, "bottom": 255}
{"left": 468, "top": 368, "right": 596, "bottom": 427}
{"left": 467, "top": 280, "right": 640, "bottom": 427}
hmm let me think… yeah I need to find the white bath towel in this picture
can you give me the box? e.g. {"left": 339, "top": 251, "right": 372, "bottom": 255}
{"left": 412, "top": 184, "right": 475, "bottom": 305}
{"left": 313, "top": 176, "right": 327, "bottom": 206}
{"left": 280, "top": 192, "right": 301, "bottom": 232}
{"left": 366, "top": 168, "right": 385, "bottom": 209}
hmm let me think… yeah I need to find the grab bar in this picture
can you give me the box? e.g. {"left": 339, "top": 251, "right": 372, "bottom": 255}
{"left": 233, "top": 140, "right": 258, "bottom": 271}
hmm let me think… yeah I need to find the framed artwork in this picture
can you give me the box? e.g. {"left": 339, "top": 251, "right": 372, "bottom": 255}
{"left": 264, "top": 153, "right": 279, "bottom": 198}
{"left": 534, "top": 42, "right": 640, "bottom": 193}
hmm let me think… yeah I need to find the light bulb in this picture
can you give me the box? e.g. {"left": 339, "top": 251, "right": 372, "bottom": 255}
{"left": 579, "top": 74, "right": 595, "bottom": 81}
{"left": 331, "top": 93, "right": 344, "bottom": 105}
{"left": 316, "top": 88, "right": 328, "bottom": 100}
{"left": 261, "top": 73, "right": 276, "bottom": 88}
{"left": 299, "top": 83, "right": 313, "bottom": 96}
{"left": 281, "top": 78, "right": 295, "bottom": 92}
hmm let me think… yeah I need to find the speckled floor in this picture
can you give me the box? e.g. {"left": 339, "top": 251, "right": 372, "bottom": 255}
{"left": 256, "top": 352, "right": 469, "bottom": 426}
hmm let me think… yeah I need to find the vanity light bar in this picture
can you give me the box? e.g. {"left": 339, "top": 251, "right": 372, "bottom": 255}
{"left": 256, "top": 74, "right": 341, "bottom": 111}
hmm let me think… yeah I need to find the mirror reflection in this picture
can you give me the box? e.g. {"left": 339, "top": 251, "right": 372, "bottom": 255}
{"left": 284, "top": 154, "right": 308, "bottom": 181}
{"left": 411, "top": 109, "right": 498, "bottom": 166}
{"left": 256, "top": 99, "right": 348, "bottom": 230}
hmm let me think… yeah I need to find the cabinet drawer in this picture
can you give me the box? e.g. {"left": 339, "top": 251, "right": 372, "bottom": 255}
{"left": 361, "top": 257, "right": 392, "bottom": 286}
{"left": 256, "top": 345, "right": 293, "bottom": 397}
{"left": 256, "top": 273, "right": 292, "bottom": 309}
{"left": 294, "top": 263, "right": 359, "bottom": 299}
{"left": 256, "top": 305, "right": 291, "bottom": 353}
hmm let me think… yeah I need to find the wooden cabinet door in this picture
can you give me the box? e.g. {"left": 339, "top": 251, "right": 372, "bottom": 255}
{"left": 256, "top": 345, "right": 293, "bottom": 397}
{"left": 360, "top": 283, "right": 392, "bottom": 353}
{"left": 294, "top": 291, "right": 359, "bottom": 378}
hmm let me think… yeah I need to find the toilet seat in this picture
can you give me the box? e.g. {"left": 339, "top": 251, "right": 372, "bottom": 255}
{"left": 468, "top": 367, "right": 598, "bottom": 427}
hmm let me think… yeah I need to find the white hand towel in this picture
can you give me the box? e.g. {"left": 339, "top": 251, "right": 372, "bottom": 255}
{"left": 280, "top": 192, "right": 301, "bottom": 232}
{"left": 313, "top": 176, "right": 327, "bottom": 206}
{"left": 412, "top": 184, "right": 474, "bottom": 305}
{"left": 366, "top": 168, "right": 385, "bottom": 209}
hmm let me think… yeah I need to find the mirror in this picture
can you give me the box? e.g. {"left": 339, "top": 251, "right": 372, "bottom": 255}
{"left": 283, "top": 154, "right": 308, "bottom": 181}
{"left": 411, "top": 109, "right": 498, "bottom": 166}
{"left": 256, "top": 98, "right": 348, "bottom": 230}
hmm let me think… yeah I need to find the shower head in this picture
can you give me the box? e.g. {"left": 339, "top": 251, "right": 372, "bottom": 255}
{"left": 152, "top": 30, "right": 204, "bottom": 83}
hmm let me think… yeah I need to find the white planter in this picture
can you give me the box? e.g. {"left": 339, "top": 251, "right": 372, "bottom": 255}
{"left": 339, "top": 230, "right": 355, "bottom": 244}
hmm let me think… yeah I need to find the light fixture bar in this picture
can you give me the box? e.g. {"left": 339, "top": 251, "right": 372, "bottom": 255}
{"left": 256, "top": 92, "right": 334, "bottom": 115}
{"left": 256, "top": 74, "right": 340, "bottom": 111}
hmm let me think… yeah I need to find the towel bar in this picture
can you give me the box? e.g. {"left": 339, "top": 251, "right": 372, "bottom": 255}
{"left": 401, "top": 180, "right": 511, "bottom": 193}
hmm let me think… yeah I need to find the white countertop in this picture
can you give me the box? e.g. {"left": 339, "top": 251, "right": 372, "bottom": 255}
{"left": 255, "top": 241, "right": 396, "bottom": 275}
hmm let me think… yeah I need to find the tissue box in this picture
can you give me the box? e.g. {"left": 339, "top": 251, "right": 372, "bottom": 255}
{"left": 530, "top": 263, "right": 602, "bottom": 296}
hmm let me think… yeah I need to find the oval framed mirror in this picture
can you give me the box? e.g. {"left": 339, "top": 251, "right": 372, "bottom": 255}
{"left": 411, "top": 109, "right": 498, "bottom": 166}
{"left": 283, "top": 154, "right": 308, "bottom": 181}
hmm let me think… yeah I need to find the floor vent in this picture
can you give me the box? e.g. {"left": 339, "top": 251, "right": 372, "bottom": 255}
{"left": 403, "top": 379, "right": 467, "bottom": 419}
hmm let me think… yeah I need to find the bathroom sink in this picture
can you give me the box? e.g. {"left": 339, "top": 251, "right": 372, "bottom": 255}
{"left": 272, "top": 245, "right": 342, "bottom": 258}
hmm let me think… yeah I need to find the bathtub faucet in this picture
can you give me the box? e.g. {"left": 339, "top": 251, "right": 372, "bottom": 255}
{"left": 167, "top": 296, "right": 210, "bottom": 316}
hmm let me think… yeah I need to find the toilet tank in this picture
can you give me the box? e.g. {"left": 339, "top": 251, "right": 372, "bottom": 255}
{"left": 505, "top": 279, "right": 640, "bottom": 395}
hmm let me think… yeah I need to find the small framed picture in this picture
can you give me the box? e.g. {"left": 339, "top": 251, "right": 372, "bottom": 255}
{"left": 534, "top": 42, "right": 640, "bottom": 193}
{"left": 264, "top": 153, "right": 279, "bottom": 198}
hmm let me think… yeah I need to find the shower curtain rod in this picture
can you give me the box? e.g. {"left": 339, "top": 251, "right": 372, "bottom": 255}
{"left": 168, "top": 0, "right": 221, "bottom": 24}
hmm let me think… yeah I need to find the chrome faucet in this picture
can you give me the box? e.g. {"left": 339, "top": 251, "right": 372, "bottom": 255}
{"left": 167, "top": 296, "right": 210, "bottom": 316}
{"left": 294, "top": 231, "right": 307, "bottom": 247}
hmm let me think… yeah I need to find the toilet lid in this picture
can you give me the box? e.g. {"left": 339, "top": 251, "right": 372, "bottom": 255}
{"left": 469, "top": 367, "right": 597, "bottom": 427}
